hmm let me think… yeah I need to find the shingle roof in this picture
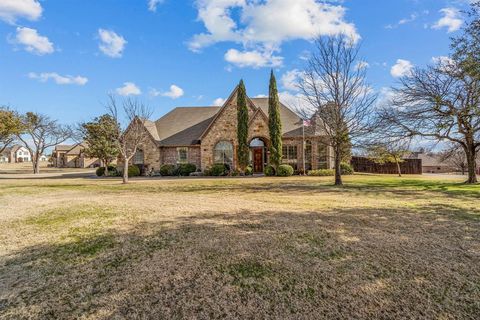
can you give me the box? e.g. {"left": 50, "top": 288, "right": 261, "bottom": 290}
{"left": 55, "top": 144, "right": 73, "bottom": 151}
{"left": 149, "top": 97, "right": 308, "bottom": 146}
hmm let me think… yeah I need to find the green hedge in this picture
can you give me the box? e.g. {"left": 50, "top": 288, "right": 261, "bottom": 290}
{"left": 245, "top": 165, "right": 253, "bottom": 176}
{"left": 95, "top": 165, "right": 117, "bottom": 177}
{"left": 264, "top": 165, "right": 275, "bottom": 176}
{"left": 277, "top": 164, "right": 294, "bottom": 177}
{"left": 308, "top": 169, "right": 335, "bottom": 176}
{"left": 176, "top": 163, "right": 197, "bottom": 176}
{"left": 205, "top": 163, "right": 230, "bottom": 176}
{"left": 160, "top": 164, "right": 176, "bottom": 176}
{"left": 340, "top": 162, "right": 354, "bottom": 175}
{"left": 128, "top": 165, "right": 141, "bottom": 177}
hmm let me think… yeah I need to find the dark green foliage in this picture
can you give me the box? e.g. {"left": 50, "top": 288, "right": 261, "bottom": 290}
{"left": 340, "top": 162, "right": 354, "bottom": 175}
{"left": 277, "top": 164, "right": 294, "bottom": 177}
{"left": 264, "top": 165, "right": 275, "bottom": 176}
{"left": 176, "top": 163, "right": 197, "bottom": 176}
{"left": 0, "top": 107, "right": 23, "bottom": 153}
{"left": 81, "top": 115, "right": 120, "bottom": 171}
{"left": 307, "top": 169, "right": 335, "bottom": 176}
{"left": 205, "top": 164, "right": 230, "bottom": 176}
{"left": 236, "top": 80, "right": 249, "bottom": 171}
{"left": 268, "top": 70, "right": 283, "bottom": 168}
{"left": 245, "top": 165, "right": 253, "bottom": 176}
{"left": 96, "top": 167, "right": 105, "bottom": 177}
{"left": 128, "top": 165, "right": 140, "bottom": 177}
{"left": 160, "top": 164, "right": 176, "bottom": 176}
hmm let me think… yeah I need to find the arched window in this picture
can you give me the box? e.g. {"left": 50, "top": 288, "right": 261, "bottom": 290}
{"left": 133, "top": 149, "right": 144, "bottom": 165}
{"left": 249, "top": 138, "right": 265, "bottom": 147}
{"left": 214, "top": 141, "right": 233, "bottom": 166}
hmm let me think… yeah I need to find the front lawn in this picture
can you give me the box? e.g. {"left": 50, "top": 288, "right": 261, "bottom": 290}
{"left": 0, "top": 175, "right": 479, "bottom": 319}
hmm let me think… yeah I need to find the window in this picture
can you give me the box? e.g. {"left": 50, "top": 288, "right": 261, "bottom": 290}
{"left": 318, "top": 144, "right": 328, "bottom": 169}
{"left": 214, "top": 141, "right": 233, "bottom": 167}
{"left": 133, "top": 149, "right": 144, "bottom": 165}
{"left": 177, "top": 147, "right": 188, "bottom": 163}
{"left": 282, "top": 145, "right": 298, "bottom": 167}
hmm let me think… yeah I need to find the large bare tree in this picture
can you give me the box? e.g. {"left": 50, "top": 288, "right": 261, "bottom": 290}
{"left": 106, "top": 95, "right": 152, "bottom": 184}
{"left": 16, "top": 112, "right": 72, "bottom": 174}
{"left": 298, "top": 35, "right": 377, "bottom": 185}
{"left": 379, "top": 59, "right": 479, "bottom": 184}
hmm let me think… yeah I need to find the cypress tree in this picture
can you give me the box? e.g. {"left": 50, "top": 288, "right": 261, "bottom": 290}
{"left": 268, "top": 70, "right": 283, "bottom": 169}
{"left": 237, "top": 80, "right": 249, "bottom": 171}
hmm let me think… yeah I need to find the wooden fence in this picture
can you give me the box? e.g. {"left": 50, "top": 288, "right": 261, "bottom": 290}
{"left": 350, "top": 156, "right": 422, "bottom": 175}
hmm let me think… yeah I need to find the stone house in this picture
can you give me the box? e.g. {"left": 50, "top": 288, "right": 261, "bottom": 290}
{"left": 52, "top": 142, "right": 101, "bottom": 168}
{"left": 126, "top": 86, "right": 333, "bottom": 174}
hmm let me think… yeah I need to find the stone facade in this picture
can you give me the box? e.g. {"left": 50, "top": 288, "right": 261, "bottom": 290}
{"left": 160, "top": 146, "right": 201, "bottom": 169}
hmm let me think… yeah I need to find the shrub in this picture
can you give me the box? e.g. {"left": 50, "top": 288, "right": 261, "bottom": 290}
{"left": 245, "top": 165, "right": 253, "bottom": 176}
{"left": 96, "top": 167, "right": 106, "bottom": 177}
{"left": 176, "top": 163, "right": 197, "bottom": 176}
{"left": 264, "top": 165, "right": 275, "bottom": 176}
{"left": 128, "top": 165, "right": 141, "bottom": 177}
{"left": 308, "top": 169, "right": 335, "bottom": 176}
{"left": 277, "top": 164, "right": 294, "bottom": 177}
{"left": 340, "top": 162, "right": 354, "bottom": 175}
{"left": 206, "top": 163, "right": 229, "bottom": 176}
{"left": 160, "top": 164, "right": 176, "bottom": 176}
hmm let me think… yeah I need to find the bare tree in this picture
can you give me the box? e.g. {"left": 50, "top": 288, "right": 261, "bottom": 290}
{"left": 298, "top": 35, "right": 377, "bottom": 185}
{"left": 440, "top": 144, "right": 468, "bottom": 175}
{"left": 16, "top": 112, "right": 72, "bottom": 174}
{"left": 106, "top": 95, "right": 152, "bottom": 184}
{"left": 379, "top": 59, "right": 480, "bottom": 184}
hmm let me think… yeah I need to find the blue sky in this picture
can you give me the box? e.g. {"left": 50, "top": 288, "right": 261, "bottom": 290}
{"left": 0, "top": 0, "right": 473, "bottom": 125}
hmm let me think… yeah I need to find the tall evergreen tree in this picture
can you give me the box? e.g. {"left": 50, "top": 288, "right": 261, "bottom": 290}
{"left": 268, "top": 70, "right": 283, "bottom": 170}
{"left": 237, "top": 80, "right": 249, "bottom": 171}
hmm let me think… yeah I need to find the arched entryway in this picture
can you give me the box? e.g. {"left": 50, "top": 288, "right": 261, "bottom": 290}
{"left": 249, "top": 138, "right": 268, "bottom": 173}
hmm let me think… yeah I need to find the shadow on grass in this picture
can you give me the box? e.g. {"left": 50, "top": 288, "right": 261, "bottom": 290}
{"left": 1, "top": 204, "right": 480, "bottom": 319}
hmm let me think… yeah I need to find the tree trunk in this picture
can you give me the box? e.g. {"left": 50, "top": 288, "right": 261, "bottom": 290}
{"left": 334, "top": 145, "right": 343, "bottom": 186}
{"left": 104, "top": 159, "right": 109, "bottom": 177}
{"left": 396, "top": 160, "right": 402, "bottom": 177}
{"left": 123, "top": 157, "right": 129, "bottom": 184}
{"left": 33, "top": 153, "right": 40, "bottom": 174}
{"left": 465, "top": 146, "right": 478, "bottom": 184}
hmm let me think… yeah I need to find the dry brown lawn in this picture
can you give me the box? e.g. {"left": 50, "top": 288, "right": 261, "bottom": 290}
{"left": 0, "top": 175, "right": 479, "bottom": 319}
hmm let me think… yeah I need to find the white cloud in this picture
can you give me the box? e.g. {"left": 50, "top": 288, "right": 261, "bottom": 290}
{"left": 390, "top": 59, "right": 413, "bottom": 78}
{"left": 213, "top": 98, "right": 226, "bottom": 106}
{"left": 116, "top": 82, "right": 141, "bottom": 96}
{"left": 432, "top": 8, "right": 463, "bottom": 33}
{"left": 161, "top": 85, "right": 184, "bottom": 99}
{"left": 148, "top": 0, "right": 164, "bottom": 12}
{"left": 224, "top": 48, "right": 282, "bottom": 68}
{"left": 432, "top": 55, "right": 454, "bottom": 66}
{"left": 281, "top": 69, "right": 302, "bottom": 91}
{"left": 189, "top": 0, "right": 359, "bottom": 68}
{"left": 0, "top": 0, "right": 42, "bottom": 24}
{"left": 355, "top": 61, "right": 370, "bottom": 70}
{"left": 98, "top": 29, "right": 127, "bottom": 58}
{"left": 28, "top": 72, "right": 88, "bottom": 85}
{"left": 14, "top": 27, "right": 54, "bottom": 55}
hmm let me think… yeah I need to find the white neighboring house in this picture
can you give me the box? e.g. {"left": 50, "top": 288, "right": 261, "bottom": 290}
{"left": 0, "top": 145, "right": 48, "bottom": 163}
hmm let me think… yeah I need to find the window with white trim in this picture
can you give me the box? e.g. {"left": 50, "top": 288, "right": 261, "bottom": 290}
{"left": 177, "top": 147, "right": 188, "bottom": 163}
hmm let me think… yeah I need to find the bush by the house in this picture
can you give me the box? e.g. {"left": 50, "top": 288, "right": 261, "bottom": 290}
{"left": 160, "top": 164, "right": 176, "bottom": 176}
{"left": 340, "top": 162, "right": 354, "bottom": 175}
{"left": 308, "top": 169, "right": 335, "bottom": 176}
{"left": 277, "top": 164, "right": 294, "bottom": 177}
{"left": 128, "top": 165, "right": 141, "bottom": 177}
{"left": 95, "top": 165, "right": 117, "bottom": 177}
{"left": 264, "top": 165, "right": 275, "bottom": 176}
{"left": 205, "top": 163, "right": 229, "bottom": 176}
{"left": 96, "top": 167, "right": 106, "bottom": 177}
{"left": 176, "top": 163, "right": 197, "bottom": 176}
{"left": 245, "top": 165, "right": 253, "bottom": 176}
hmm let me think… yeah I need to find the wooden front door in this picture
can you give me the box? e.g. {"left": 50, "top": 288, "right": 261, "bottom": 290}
{"left": 253, "top": 148, "right": 263, "bottom": 173}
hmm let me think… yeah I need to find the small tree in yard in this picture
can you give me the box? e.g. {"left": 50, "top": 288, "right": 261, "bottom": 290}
{"left": 268, "top": 70, "right": 283, "bottom": 170}
{"left": 367, "top": 139, "right": 410, "bottom": 177}
{"left": 107, "top": 95, "right": 152, "bottom": 184}
{"left": 237, "top": 80, "right": 249, "bottom": 172}
{"left": 0, "top": 107, "right": 22, "bottom": 153}
{"left": 298, "top": 35, "right": 377, "bottom": 185}
{"left": 81, "top": 114, "right": 120, "bottom": 176}
{"left": 440, "top": 144, "right": 468, "bottom": 175}
{"left": 16, "top": 112, "right": 72, "bottom": 174}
